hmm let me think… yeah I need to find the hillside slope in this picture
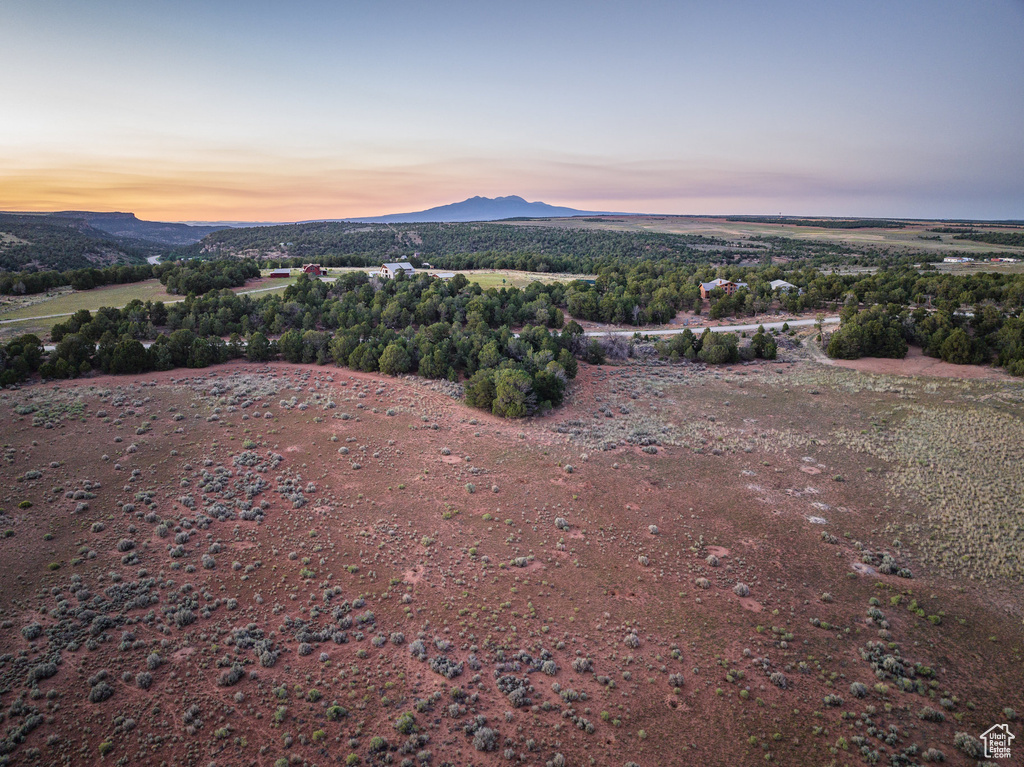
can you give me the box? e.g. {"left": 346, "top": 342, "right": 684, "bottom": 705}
{"left": 49, "top": 211, "right": 228, "bottom": 245}
{"left": 0, "top": 213, "right": 156, "bottom": 272}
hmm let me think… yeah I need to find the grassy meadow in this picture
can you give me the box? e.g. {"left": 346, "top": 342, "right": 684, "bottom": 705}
{"left": 0, "top": 277, "right": 296, "bottom": 340}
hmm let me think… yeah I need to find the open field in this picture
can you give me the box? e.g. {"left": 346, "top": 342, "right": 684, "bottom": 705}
{"left": 932, "top": 261, "right": 1024, "bottom": 275}
{"left": 460, "top": 270, "right": 593, "bottom": 290}
{"left": 306, "top": 268, "right": 593, "bottom": 290}
{"left": 0, "top": 349, "right": 1020, "bottom": 766}
{"left": 0, "top": 282, "right": 182, "bottom": 320}
{"left": 0, "top": 278, "right": 296, "bottom": 340}
{"left": 503, "top": 216, "right": 1024, "bottom": 256}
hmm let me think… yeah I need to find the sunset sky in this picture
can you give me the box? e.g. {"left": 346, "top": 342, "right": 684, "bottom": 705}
{"left": 1, "top": 0, "right": 1022, "bottom": 221}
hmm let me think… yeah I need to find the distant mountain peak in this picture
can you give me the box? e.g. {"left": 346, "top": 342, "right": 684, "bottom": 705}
{"left": 337, "top": 195, "right": 605, "bottom": 224}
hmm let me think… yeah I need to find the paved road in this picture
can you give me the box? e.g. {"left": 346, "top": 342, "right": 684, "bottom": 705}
{"left": 583, "top": 316, "right": 839, "bottom": 338}
{"left": 1, "top": 312, "right": 82, "bottom": 325}
{"left": 38, "top": 316, "right": 840, "bottom": 353}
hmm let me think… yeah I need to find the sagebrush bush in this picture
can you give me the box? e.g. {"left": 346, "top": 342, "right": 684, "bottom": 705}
{"left": 218, "top": 664, "right": 244, "bottom": 687}
{"left": 89, "top": 681, "right": 114, "bottom": 703}
{"left": 572, "top": 657, "right": 592, "bottom": 673}
{"left": 953, "top": 732, "right": 982, "bottom": 759}
{"left": 472, "top": 726, "right": 497, "bottom": 752}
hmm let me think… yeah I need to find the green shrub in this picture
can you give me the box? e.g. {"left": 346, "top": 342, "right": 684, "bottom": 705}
{"left": 394, "top": 711, "right": 416, "bottom": 734}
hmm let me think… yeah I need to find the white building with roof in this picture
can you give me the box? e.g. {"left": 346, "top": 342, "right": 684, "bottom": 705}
{"left": 380, "top": 262, "right": 416, "bottom": 278}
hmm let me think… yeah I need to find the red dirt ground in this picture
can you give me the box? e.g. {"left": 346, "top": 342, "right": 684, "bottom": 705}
{"left": 0, "top": 357, "right": 1021, "bottom": 767}
{"left": 827, "top": 346, "right": 1012, "bottom": 380}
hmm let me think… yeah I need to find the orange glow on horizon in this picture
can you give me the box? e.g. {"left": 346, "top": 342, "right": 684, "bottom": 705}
{"left": 0, "top": 163, "right": 495, "bottom": 221}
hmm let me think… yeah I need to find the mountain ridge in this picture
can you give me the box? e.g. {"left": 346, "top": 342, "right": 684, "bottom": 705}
{"left": 47, "top": 211, "right": 229, "bottom": 245}
{"left": 333, "top": 195, "right": 606, "bottom": 223}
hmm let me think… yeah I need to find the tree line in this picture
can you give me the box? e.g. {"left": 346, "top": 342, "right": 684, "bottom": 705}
{"left": 826, "top": 302, "right": 1024, "bottom": 375}
{"left": 156, "top": 259, "right": 261, "bottom": 295}
{"left": 27, "top": 272, "right": 585, "bottom": 417}
{"left": 0, "top": 264, "right": 156, "bottom": 296}
{"left": 6, "top": 258, "right": 1024, "bottom": 405}
{"left": 953, "top": 231, "right": 1024, "bottom": 247}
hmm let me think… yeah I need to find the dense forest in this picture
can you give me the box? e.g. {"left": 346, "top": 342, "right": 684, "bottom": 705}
{"left": 954, "top": 231, "right": 1024, "bottom": 247}
{"left": 191, "top": 219, "right": 981, "bottom": 270}
{"left": 193, "top": 221, "right": 737, "bottom": 268}
{"left": 6, "top": 215, "right": 1021, "bottom": 284}
{"left": 0, "top": 213, "right": 156, "bottom": 272}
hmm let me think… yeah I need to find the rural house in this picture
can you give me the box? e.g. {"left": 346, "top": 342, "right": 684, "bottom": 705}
{"left": 700, "top": 278, "right": 748, "bottom": 299}
{"left": 302, "top": 263, "right": 325, "bottom": 276}
{"left": 380, "top": 262, "right": 416, "bottom": 278}
{"left": 769, "top": 279, "right": 798, "bottom": 293}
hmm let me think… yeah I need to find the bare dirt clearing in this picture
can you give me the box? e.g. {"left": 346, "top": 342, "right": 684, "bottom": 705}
{"left": 828, "top": 345, "right": 1014, "bottom": 381}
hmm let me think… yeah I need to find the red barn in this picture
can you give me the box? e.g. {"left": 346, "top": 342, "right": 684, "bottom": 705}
{"left": 302, "top": 264, "right": 325, "bottom": 276}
